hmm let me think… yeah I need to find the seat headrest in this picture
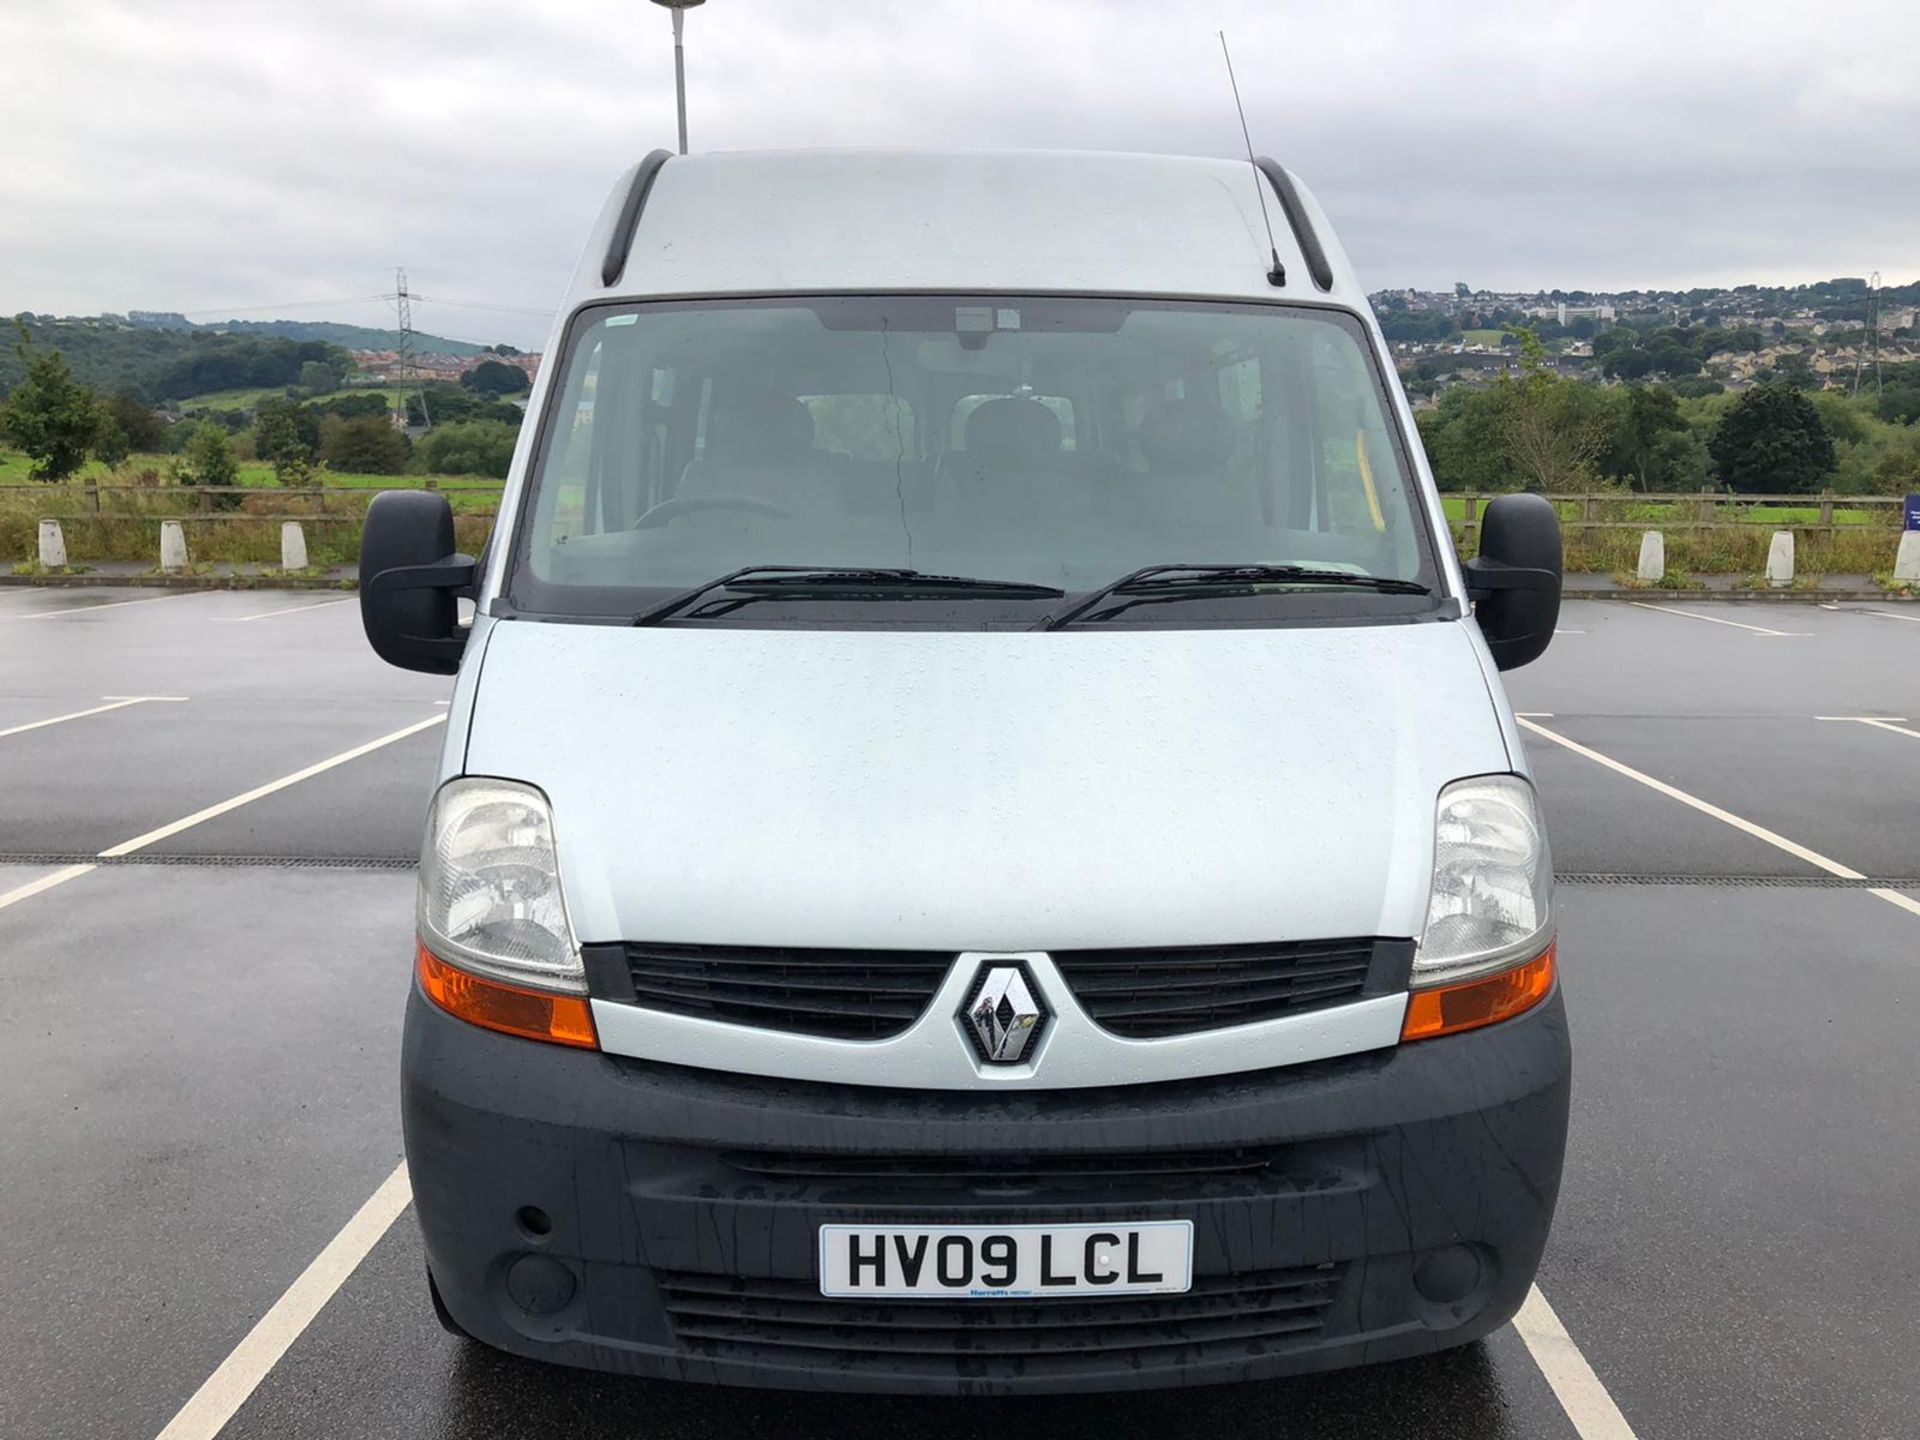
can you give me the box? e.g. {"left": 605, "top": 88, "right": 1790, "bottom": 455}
{"left": 964, "top": 397, "right": 1062, "bottom": 468}
{"left": 710, "top": 389, "right": 816, "bottom": 464}
{"left": 1139, "top": 398, "right": 1236, "bottom": 474}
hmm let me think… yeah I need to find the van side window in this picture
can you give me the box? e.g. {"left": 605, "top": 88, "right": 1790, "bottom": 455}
{"left": 543, "top": 339, "right": 603, "bottom": 542}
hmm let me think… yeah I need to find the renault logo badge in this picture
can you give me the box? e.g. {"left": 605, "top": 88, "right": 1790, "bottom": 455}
{"left": 963, "top": 963, "right": 1046, "bottom": 1064}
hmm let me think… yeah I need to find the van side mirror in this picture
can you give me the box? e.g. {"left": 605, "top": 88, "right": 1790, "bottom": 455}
{"left": 359, "top": 490, "right": 476, "bottom": 675}
{"left": 1463, "top": 493, "right": 1561, "bottom": 671}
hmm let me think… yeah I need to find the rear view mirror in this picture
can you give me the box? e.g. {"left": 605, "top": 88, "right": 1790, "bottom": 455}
{"left": 359, "top": 490, "right": 475, "bottom": 675}
{"left": 1463, "top": 493, "right": 1561, "bottom": 671}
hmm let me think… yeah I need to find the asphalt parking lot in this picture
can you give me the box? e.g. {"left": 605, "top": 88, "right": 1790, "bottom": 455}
{"left": 3, "top": 588, "right": 1917, "bottom": 1440}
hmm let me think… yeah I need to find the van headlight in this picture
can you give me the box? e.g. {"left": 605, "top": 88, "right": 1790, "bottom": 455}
{"left": 1414, "top": 775, "right": 1552, "bottom": 984}
{"left": 418, "top": 778, "right": 583, "bottom": 993}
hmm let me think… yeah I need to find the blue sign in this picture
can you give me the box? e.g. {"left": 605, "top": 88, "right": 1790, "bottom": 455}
{"left": 1907, "top": 494, "right": 1920, "bottom": 532}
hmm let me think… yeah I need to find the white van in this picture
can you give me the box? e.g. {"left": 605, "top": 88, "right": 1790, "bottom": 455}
{"left": 361, "top": 148, "right": 1568, "bottom": 1392}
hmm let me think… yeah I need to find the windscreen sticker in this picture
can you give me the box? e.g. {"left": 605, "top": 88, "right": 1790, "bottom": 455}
{"left": 954, "top": 306, "right": 995, "bottom": 333}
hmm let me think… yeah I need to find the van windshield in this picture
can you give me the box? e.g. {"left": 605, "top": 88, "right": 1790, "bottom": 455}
{"left": 506, "top": 296, "right": 1442, "bottom": 625}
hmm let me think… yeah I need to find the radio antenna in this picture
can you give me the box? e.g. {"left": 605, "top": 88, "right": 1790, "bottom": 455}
{"left": 1219, "top": 30, "right": 1285, "bottom": 287}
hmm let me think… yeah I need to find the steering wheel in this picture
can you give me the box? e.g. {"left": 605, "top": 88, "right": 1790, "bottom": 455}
{"left": 633, "top": 495, "right": 790, "bottom": 530}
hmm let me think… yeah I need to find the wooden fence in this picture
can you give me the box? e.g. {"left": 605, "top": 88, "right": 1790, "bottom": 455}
{"left": 0, "top": 480, "right": 502, "bottom": 525}
{"left": 5, "top": 481, "right": 1903, "bottom": 537}
{"left": 1454, "top": 490, "right": 1903, "bottom": 539}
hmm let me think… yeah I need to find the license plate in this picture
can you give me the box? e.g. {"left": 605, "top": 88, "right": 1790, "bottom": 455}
{"left": 818, "top": 1221, "right": 1193, "bottom": 1299}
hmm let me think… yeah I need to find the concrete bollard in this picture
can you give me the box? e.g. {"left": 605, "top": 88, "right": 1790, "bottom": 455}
{"left": 1895, "top": 531, "right": 1920, "bottom": 583}
{"left": 281, "top": 521, "right": 308, "bottom": 571}
{"left": 159, "top": 520, "right": 188, "bottom": 573}
{"left": 1637, "top": 530, "right": 1665, "bottom": 583}
{"left": 1766, "top": 530, "right": 1794, "bottom": 589}
{"left": 38, "top": 519, "right": 67, "bottom": 569}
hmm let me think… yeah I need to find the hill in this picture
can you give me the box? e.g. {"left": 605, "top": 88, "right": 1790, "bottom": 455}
{"left": 122, "top": 311, "right": 488, "bottom": 355}
{"left": 0, "top": 313, "right": 498, "bottom": 403}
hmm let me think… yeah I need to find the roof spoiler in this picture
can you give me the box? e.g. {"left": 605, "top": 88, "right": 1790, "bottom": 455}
{"left": 601, "top": 150, "right": 675, "bottom": 288}
{"left": 1252, "top": 159, "right": 1333, "bottom": 293}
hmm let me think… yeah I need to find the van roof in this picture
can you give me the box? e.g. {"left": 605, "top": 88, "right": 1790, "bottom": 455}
{"left": 572, "top": 148, "right": 1367, "bottom": 311}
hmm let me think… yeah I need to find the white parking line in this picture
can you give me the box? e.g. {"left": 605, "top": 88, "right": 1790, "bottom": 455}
{"left": 1515, "top": 1286, "right": 1642, "bottom": 1439}
{"left": 217, "top": 598, "right": 357, "bottom": 623}
{"left": 1519, "top": 716, "right": 1920, "bottom": 921}
{"left": 0, "top": 714, "right": 447, "bottom": 908}
{"left": 1626, "top": 602, "right": 1801, "bottom": 638}
{"left": 1519, "top": 717, "right": 1856, "bottom": 877}
{"left": 100, "top": 714, "right": 447, "bottom": 857}
{"left": 1862, "top": 608, "right": 1920, "bottom": 625}
{"left": 0, "top": 592, "right": 199, "bottom": 620}
{"left": 1816, "top": 715, "right": 1920, "bottom": 741}
{"left": 0, "top": 863, "right": 98, "bottom": 913}
{"left": 152, "top": 1163, "right": 411, "bottom": 1440}
{"left": 1848, "top": 718, "right": 1920, "bottom": 742}
{"left": 0, "top": 696, "right": 158, "bottom": 740}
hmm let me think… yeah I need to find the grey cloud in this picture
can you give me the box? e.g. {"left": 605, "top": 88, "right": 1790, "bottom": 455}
{"left": 3, "top": 0, "right": 1916, "bottom": 349}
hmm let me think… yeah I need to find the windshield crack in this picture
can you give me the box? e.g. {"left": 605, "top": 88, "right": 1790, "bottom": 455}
{"left": 879, "top": 315, "right": 912, "bottom": 563}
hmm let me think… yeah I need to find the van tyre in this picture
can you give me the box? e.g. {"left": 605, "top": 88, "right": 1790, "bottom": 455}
{"left": 427, "top": 1267, "right": 476, "bottom": 1342}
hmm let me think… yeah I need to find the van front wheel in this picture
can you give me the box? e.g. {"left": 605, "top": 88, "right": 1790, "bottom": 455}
{"left": 427, "top": 1266, "right": 476, "bottom": 1342}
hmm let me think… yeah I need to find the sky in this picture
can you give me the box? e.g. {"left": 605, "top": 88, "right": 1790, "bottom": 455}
{"left": 3, "top": 0, "right": 1917, "bottom": 350}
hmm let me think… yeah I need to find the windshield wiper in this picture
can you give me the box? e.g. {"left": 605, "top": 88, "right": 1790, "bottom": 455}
{"left": 1040, "top": 564, "right": 1431, "bottom": 631}
{"left": 633, "top": 566, "right": 1064, "bottom": 626}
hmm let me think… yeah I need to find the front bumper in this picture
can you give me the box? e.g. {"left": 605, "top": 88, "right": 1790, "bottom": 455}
{"left": 402, "top": 984, "right": 1570, "bottom": 1394}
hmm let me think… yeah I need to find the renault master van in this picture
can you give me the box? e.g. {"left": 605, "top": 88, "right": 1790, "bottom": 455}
{"left": 360, "top": 148, "right": 1568, "bottom": 1393}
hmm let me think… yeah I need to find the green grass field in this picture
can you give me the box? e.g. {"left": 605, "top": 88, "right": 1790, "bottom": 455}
{"left": 1460, "top": 329, "right": 1509, "bottom": 349}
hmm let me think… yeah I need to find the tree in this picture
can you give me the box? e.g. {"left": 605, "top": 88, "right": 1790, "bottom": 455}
{"left": 1666, "top": 374, "right": 1724, "bottom": 400}
{"left": 1771, "top": 352, "right": 1819, "bottom": 391}
{"left": 407, "top": 383, "right": 521, "bottom": 427}
{"left": 91, "top": 408, "right": 131, "bottom": 467}
{"left": 1415, "top": 386, "right": 1510, "bottom": 492}
{"left": 460, "top": 359, "right": 531, "bottom": 397}
{"left": 415, "top": 419, "right": 518, "bottom": 478}
{"left": 1496, "top": 329, "right": 1606, "bottom": 492}
{"left": 306, "top": 391, "right": 394, "bottom": 421}
{"left": 176, "top": 421, "right": 240, "bottom": 507}
{"left": 253, "top": 395, "right": 320, "bottom": 480}
{"left": 1, "top": 332, "right": 99, "bottom": 479}
{"left": 1708, "top": 385, "right": 1835, "bottom": 493}
{"left": 318, "top": 414, "right": 411, "bottom": 474}
{"left": 1603, "top": 384, "right": 1689, "bottom": 491}
{"left": 297, "top": 360, "right": 338, "bottom": 394}
{"left": 100, "top": 391, "right": 169, "bottom": 452}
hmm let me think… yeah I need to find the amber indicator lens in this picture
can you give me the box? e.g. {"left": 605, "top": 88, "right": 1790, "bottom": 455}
{"left": 417, "top": 944, "right": 598, "bottom": 1049}
{"left": 1401, "top": 944, "right": 1556, "bottom": 1043}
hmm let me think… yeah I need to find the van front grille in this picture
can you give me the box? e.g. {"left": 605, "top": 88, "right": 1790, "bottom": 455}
{"left": 617, "top": 943, "right": 954, "bottom": 1040}
{"left": 657, "top": 1265, "right": 1344, "bottom": 1374}
{"left": 1051, "top": 940, "right": 1377, "bottom": 1037}
{"left": 589, "top": 938, "right": 1388, "bottom": 1044}
{"left": 719, "top": 1144, "right": 1313, "bottom": 1196}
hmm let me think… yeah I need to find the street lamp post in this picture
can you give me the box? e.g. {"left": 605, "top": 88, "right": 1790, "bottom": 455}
{"left": 650, "top": 0, "right": 705, "bottom": 155}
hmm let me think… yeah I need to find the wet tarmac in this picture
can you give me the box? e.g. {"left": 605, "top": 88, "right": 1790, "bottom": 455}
{"left": 3, "top": 588, "right": 1916, "bottom": 1438}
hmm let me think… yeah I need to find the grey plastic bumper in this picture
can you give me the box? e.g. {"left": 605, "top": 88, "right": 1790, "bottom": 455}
{"left": 401, "top": 984, "right": 1570, "bottom": 1393}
